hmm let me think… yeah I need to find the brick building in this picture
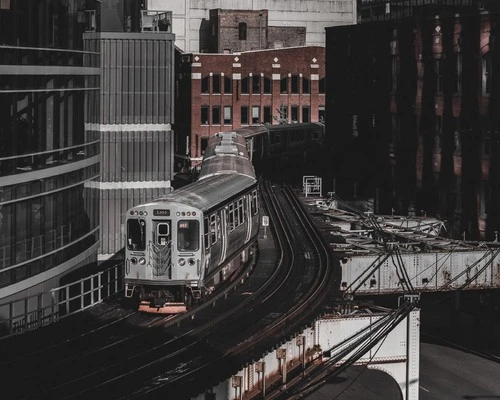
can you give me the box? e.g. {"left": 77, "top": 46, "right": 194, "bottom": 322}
{"left": 208, "top": 9, "right": 306, "bottom": 53}
{"left": 175, "top": 46, "right": 326, "bottom": 167}
{"left": 326, "top": 8, "right": 500, "bottom": 240}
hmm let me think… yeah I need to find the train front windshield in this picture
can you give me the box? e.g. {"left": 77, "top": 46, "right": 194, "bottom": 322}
{"left": 127, "top": 219, "right": 146, "bottom": 251}
{"left": 177, "top": 220, "right": 199, "bottom": 252}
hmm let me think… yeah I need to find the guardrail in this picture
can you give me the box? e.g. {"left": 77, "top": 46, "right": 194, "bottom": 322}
{"left": 0, "top": 263, "right": 123, "bottom": 340}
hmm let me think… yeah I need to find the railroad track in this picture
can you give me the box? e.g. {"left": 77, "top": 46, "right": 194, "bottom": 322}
{"left": 0, "top": 180, "right": 336, "bottom": 399}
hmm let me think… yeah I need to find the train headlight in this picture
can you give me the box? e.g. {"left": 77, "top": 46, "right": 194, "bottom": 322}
{"left": 178, "top": 258, "right": 186, "bottom": 266}
{"left": 131, "top": 257, "right": 137, "bottom": 264}
{"left": 188, "top": 258, "right": 196, "bottom": 266}
{"left": 139, "top": 257, "right": 146, "bottom": 265}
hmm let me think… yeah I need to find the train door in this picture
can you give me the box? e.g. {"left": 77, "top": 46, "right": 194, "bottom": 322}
{"left": 151, "top": 220, "right": 172, "bottom": 278}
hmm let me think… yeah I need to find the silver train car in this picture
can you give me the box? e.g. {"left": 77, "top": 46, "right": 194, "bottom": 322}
{"left": 124, "top": 131, "right": 260, "bottom": 313}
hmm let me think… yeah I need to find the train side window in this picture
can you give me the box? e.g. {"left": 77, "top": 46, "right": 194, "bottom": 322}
{"left": 204, "top": 217, "right": 210, "bottom": 249}
{"left": 228, "top": 203, "right": 235, "bottom": 231}
{"left": 210, "top": 214, "right": 217, "bottom": 244}
{"left": 251, "top": 190, "right": 259, "bottom": 215}
{"left": 238, "top": 198, "right": 244, "bottom": 225}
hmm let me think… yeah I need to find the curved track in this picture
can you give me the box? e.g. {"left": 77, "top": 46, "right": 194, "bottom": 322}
{"left": 0, "top": 181, "right": 337, "bottom": 399}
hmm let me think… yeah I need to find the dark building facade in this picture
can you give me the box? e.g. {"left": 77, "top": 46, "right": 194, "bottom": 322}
{"left": 326, "top": 8, "right": 500, "bottom": 240}
{"left": 0, "top": 1, "right": 101, "bottom": 320}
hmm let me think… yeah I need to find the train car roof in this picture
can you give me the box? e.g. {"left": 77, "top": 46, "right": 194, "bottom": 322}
{"left": 198, "top": 131, "right": 256, "bottom": 180}
{"left": 154, "top": 173, "right": 257, "bottom": 213}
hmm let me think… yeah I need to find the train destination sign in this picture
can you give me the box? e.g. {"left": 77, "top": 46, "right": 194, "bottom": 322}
{"left": 153, "top": 209, "right": 171, "bottom": 216}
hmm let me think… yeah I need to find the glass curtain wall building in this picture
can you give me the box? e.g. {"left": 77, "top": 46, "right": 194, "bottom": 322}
{"left": 0, "top": 1, "right": 100, "bottom": 315}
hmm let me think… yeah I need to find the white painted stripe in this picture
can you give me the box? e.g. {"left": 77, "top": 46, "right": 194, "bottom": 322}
{"left": 310, "top": 64, "right": 319, "bottom": 68}
{"left": 0, "top": 155, "right": 100, "bottom": 187}
{"left": 272, "top": 73, "right": 281, "bottom": 80}
{"left": 192, "top": 72, "right": 201, "bottom": 79}
{"left": 311, "top": 74, "right": 319, "bottom": 81}
{"left": 232, "top": 73, "right": 241, "bottom": 80}
{"left": 192, "top": 62, "right": 201, "bottom": 67}
{"left": 88, "top": 180, "right": 172, "bottom": 190}
{"left": 420, "top": 386, "right": 430, "bottom": 393}
{"left": 272, "top": 64, "right": 280, "bottom": 68}
{"left": 232, "top": 63, "right": 241, "bottom": 67}
{"left": 86, "top": 123, "right": 172, "bottom": 132}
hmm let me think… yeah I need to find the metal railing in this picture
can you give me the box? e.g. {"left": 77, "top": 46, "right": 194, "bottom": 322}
{"left": 0, "top": 263, "right": 124, "bottom": 340}
{"left": 141, "top": 10, "right": 172, "bottom": 32}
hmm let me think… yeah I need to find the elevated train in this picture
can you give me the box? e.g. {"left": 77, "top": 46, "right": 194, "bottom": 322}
{"left": 124, "top": 122, "right": 324, "bottom": 313}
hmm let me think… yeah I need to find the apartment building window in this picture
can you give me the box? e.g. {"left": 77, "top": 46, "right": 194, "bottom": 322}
{"left": 391, "top": 56, "right": 400, "bottom": 93}
{"left": 280, "top": 76, "right": 288, "bottom": 94}
{"left": 252, "top": 106, "right": 260, "bottom": 124}
{"left": 241, "top": 76, "right": 249, "bottom": 94}
{"left": 264, "top": 76, "right": 272, "bottom": 94}
{"left": 239, "top": 22, "right": 247, "bottom": 40}
{"left": 302, "top": 107, "right": 310, "bottom": 122}
{"left": 454, "top": 54, "right": 462, "bottom": 94}
{"left": 435, "top": 58, "right": 443, "bottom": 94}
{"left": 263, "top": 106, "right": 272, "bottom": 123}
{"left": 201, "top": 106, "right": 209, "bottom": 124}
{"left": 482, "top": 53, "right": 492, "bottom": 95}
{"left": 453, "top": 117, "right": 461, "bottom": 154}
{"left": 291, "top": 75, "right": 299, "bottom": 94}
{"left": 252, "top": 75, "right": 261, "bottom": 94}
{"left": 224, "top": 76, "right": 232, "bottom": 94}
{"left": 223, "top": 106, "right": 232, "bottom": 124}
{"left": 435, "top": 115, "right": 442, "bottom": 152}
{"left": 241, "top": 106, "right": 249, "bottom": 124}
{"left": 319, "top": 105, "right": 325, "bottom": 122}
{"left": 291, "top": 106, "right": 298, "bottom": 122}
{"left": 302, "top": 77, "right": 310, "bottom": 94}
{"left": 212, "top": 106, "right": 220, "bottom": 124}
{"left": 319, "top": 78, "right": 325, "bottom": 94}
{"left": 201, "top": 76, "right": 209, "bottom": 94}
{"left": 212, "top": 74, "right": 221, "bottom": 94}
{"left": 201, "top": 137, "right": 209, "bottom": 155}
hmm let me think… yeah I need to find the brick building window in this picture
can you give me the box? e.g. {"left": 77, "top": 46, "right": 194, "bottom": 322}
{"left": 291, "top": 75, "right": 299, "bottom": 94}
{"left": 212, "top": 106, "right": 220, "bottom": 124}
{"left": 482, "top": 53, "right": 492, "bottom": 95}
{"left": 239, "top": 22, "right": 247, "bottom": 40}
{"left": 224, "top": 76, "right": 232, "bottom": 94}
{"left": 223, "top": 106, "right": 232, "bottom": 124}
{"left": 201, "top": 137, "right": 209, "bottom": 155}
{"left": 280, "top": 76, "right": 288, "bottom": 94}
{"left": 263, "top": 106, "right": 272, "bottom": 123}
{"left": 302, "top": 77, "right": 310, "bottom": 94}
{"left": 319, "top": 78, "right": 325, "bottom": 94}
{"left": 212, "top": 74, "right": 221, "bottom": 94}
{"left": 434, "top": 58, "right": 443, "bottom": 94}
{"left": 302, "top": 107, "right": 310, "bottom": 122}
{"left": 241, "top": 106, "right": 249, "bottom": 124}
{"left": 391, "top": 56, "right": 400, "bottom": 93}
{"left": 291, "top": 106, "right": 298, "bottom": 122}
{"left": 252, "top": 75, "right": 261, "bottom": 94}
{"left": 252, "top": 106, "right": 260, "bottom": 124}
{"left": 241, "top": 76, "right": 249, "bottom": 94}
{"left": 319, "top": 105, "right": 325, "bottom": 122}
{"left": 201, "top": 106, "right": 209, "bottom": 124}
{"left": 264, "top": 76, "right": 271, "bottom": 94}
{"left": 454, "top": 54, "right": 462, "bottom": 94}
{"left": 201, "top": 76, "right": 209, "bottom": 94}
